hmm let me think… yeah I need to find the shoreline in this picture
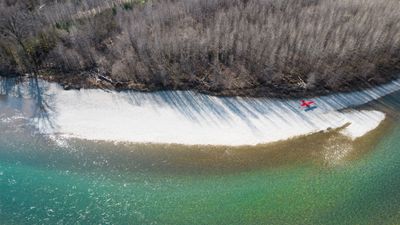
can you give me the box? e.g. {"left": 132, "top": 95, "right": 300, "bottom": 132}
{"left": 1, "top": 77, "right": 400, "bottom": 147}
{"left": 0, "top": 94, "right": 395, "bottom": 171}
{"left": 15, "top": 78, "right": 400, "bottom": 146}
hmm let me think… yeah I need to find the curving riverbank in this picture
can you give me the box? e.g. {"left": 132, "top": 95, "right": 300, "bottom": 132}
{"left": 1, "top": 78, "right": 400, "bottom": 146}
{"left": 1, "top": 92, "right": 400, "bottom": 224}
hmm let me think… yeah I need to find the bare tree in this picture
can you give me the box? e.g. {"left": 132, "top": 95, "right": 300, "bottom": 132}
{"left": 0, "top": 5, "right": 41, "bottom": 75}
{"left": 1, "top": 0, "right": 400, "bottom": 96}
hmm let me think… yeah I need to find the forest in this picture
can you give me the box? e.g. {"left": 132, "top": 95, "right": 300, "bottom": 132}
{"left": 1, "top": 0, "right": 400, "bottom": 97}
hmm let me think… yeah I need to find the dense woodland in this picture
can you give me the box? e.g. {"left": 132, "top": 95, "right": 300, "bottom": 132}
{"left": 1, "top": 0, "right": 400, "bottom": 97}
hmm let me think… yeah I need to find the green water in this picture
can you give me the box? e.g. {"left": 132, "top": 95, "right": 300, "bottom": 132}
{"left": 1, "top": 96, "right": 400, "bottom": 224}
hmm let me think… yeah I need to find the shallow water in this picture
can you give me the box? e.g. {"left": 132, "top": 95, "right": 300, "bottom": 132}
{"left": 1, "top": 88, "right": 400, "bottom": 224}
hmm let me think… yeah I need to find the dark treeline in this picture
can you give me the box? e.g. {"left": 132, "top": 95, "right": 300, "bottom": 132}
{"left": 1, "top": 0, "right": 400, "bottom": 97}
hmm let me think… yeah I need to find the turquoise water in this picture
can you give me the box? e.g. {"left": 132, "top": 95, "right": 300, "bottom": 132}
{"left": 1, "top": 94, "right": 400, "bottom": 224}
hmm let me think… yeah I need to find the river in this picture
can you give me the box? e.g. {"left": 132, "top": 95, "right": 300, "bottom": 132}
{"left": 1, "top": 79, "right": 400, "bottom": 224}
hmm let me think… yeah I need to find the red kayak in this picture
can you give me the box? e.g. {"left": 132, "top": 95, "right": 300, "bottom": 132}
{"left": 300, "top": 100, "right": 315, "bottom": 107}
{"left": 300, "top": 100, "right": 317, "bottom": 111}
